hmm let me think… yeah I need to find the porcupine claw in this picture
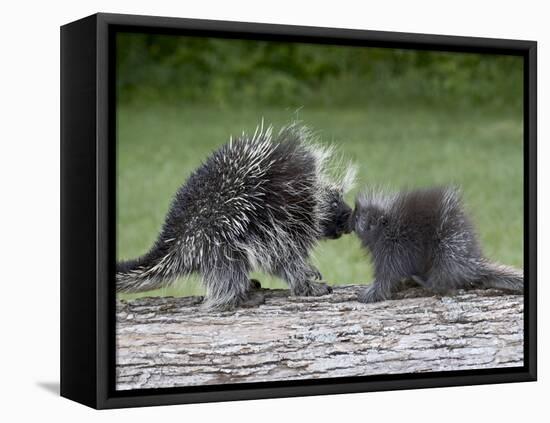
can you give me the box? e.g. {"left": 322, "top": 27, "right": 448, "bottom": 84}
{"left": 306, "top": 267, "right": 323, "bottom": 281}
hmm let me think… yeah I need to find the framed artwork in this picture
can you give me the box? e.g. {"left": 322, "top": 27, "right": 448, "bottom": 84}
{"left": 60, "top": 13, "right": 536, "bottom": 409}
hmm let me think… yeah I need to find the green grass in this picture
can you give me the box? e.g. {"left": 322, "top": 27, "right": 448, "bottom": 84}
{"left": 117, "top": 103, "right": 523, "bottom": 300}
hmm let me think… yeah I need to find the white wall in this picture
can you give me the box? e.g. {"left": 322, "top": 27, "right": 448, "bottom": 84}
{"left": 2, "top": 0, "right": 546, "bottom": 421}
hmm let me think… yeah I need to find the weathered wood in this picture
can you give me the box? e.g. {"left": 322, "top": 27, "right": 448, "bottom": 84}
{"left": 116, "top": 285, "right": 523, "bottom": 391}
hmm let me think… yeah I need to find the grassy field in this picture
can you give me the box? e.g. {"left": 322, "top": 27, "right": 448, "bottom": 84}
{"left": 116, "top": 104, "right": 523, "bottom": 300}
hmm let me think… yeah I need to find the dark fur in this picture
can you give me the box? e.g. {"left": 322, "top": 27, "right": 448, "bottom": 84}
{"left": 117, "top": 124, "right": 353, "bottom": 309}
{"left": 351, "top": 186, "right": 523, "bottom": 303}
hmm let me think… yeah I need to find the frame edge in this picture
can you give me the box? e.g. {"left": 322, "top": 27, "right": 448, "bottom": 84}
{"left": 60, "top": 14, "right": 100, "bottom": 409}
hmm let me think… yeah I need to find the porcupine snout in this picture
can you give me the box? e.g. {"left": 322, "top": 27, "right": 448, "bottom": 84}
{"left": 334, "top": 200, "right": 353, "bottom": 237}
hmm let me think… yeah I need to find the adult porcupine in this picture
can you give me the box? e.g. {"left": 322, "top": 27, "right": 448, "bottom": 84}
{"left": 117, "top": 123, "right": 356, "bottom": 309}
{"left": 350, "top": 186, "right": 523, "bottom": 303}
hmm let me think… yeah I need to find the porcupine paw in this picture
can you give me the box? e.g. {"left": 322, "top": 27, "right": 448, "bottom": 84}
{"left": 202, "top": 290, "right": 265, "bottom": 311}
{"left": 249, "top": 278, "right": 262, "bottom": 289}
{"left": 357, "top": 285, "right": 383, "bottom": 304}
{"left": 306, "top": 268, "right": 323, "bottom": 281}
{"left": 294, "top": 281, "right": 333, "bottom": 297}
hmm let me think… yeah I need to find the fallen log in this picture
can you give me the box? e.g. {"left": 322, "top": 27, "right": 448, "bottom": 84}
{"left": 116, "top": 285, "right": 523, "bottom": 391}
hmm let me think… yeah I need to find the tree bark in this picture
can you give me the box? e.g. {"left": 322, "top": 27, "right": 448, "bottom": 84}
{"left": 116, "top": 285, "right": 523, "bottom": 391}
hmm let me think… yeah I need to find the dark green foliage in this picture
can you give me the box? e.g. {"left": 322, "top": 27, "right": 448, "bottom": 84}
{"left": 117, "top": 33, "right": 523, "bottom": 111}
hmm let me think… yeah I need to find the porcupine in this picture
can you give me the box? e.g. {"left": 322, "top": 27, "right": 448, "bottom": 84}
{"left": 350, "top": 186, "right": 523, "bottom": 303}
{"left": 117, "top": 123, "right": 356, "bottom": 309}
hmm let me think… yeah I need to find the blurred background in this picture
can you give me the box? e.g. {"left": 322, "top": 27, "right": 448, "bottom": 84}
{"left": 116, "top": 32, "right": 523, "bottom": 299}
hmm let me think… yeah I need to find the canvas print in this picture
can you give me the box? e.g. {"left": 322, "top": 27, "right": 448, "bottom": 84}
{"left": 115, "top": 32, "right": 524, "bottom": 391}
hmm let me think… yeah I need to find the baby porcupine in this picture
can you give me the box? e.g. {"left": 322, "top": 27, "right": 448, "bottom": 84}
{"left": 117, "top": 123, "right": 356, "bottom": 309}
{"left": 350, "top": 186, "right": 523, "bottom": 303}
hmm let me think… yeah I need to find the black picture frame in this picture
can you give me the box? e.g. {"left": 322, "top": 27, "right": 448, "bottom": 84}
{"left": 60, "top": 12, "right": 537, "bottom": 409}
